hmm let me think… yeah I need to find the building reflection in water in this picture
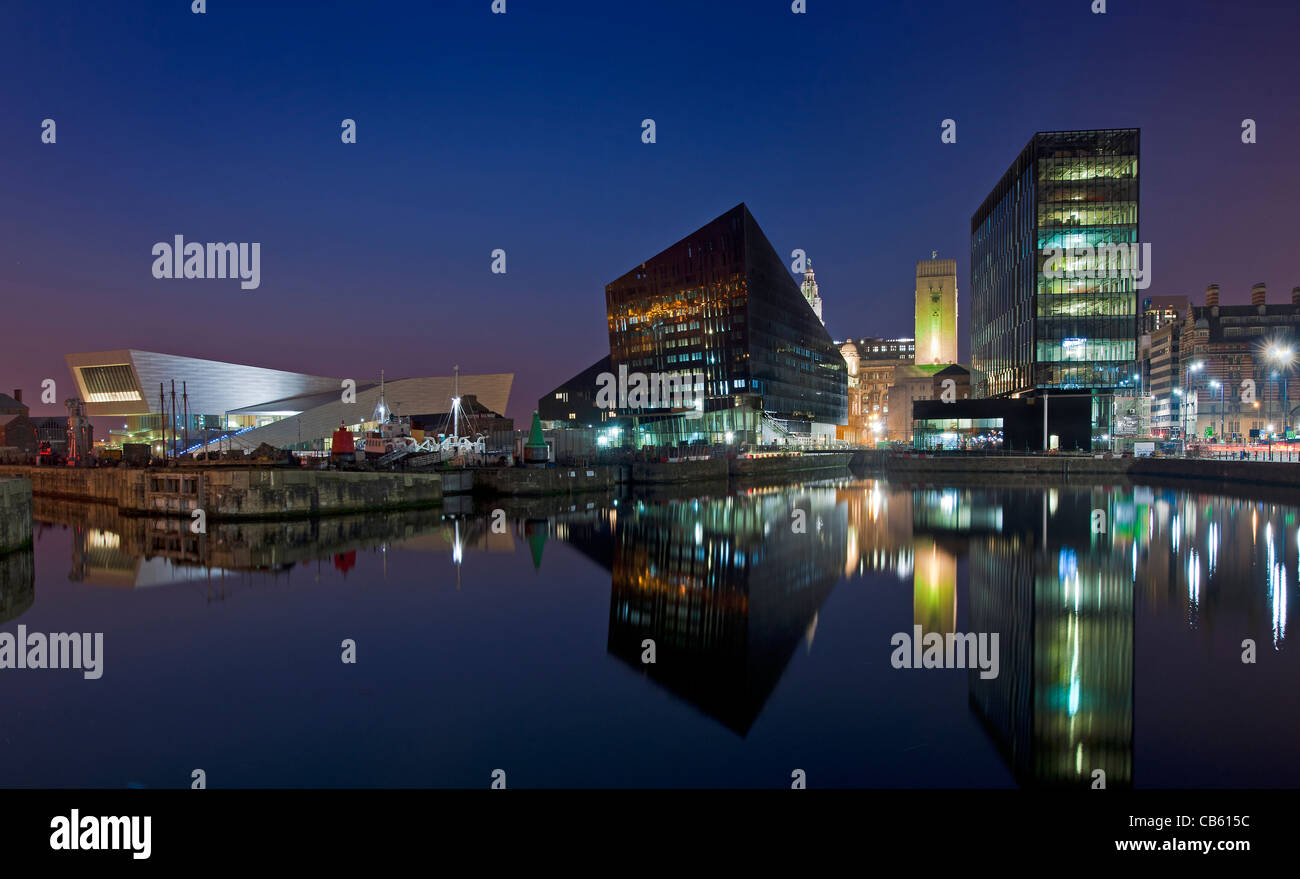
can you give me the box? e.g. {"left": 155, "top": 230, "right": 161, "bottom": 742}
{"left": 26, "top": 476, "right": 1295, "bottom": 784}
{"left": 964, "top": 489, "right": 1134, "bottom": 789}
{"left": 559, "top": 477, "right": 1295, "bottom": 776}
{"left": 595, "top": 488, "right": 847, "bottom": 736}
{"left": 36, "top": 496, "right": 514, "bottom": 596}
{"left": 912, "top": 537, "right": 957, "bottom": 635}
{"left": 0, "top": 546, "right": 35, "bottom": 624}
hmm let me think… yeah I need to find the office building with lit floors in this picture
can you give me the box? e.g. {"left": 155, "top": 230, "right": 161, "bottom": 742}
{"left": 968, "top": 129, "right": 1141, "bottom": 449}
{"left": 603, "top": 203, "right": 847, "bottom": 447}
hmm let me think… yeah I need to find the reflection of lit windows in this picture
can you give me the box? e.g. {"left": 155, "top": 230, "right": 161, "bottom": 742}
{"left": 87, "top": 530, "right": 120, "bottom": 549}
{"left": 1058, "top": 548, "right": 1078, "bottom": 583}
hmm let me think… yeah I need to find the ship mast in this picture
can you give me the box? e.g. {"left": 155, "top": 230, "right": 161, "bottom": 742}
{"left": 452, "top": 365, "right": 460, "bottom": 440}
{"left": 372, "top": 369, "right": 388, "bottom": 428}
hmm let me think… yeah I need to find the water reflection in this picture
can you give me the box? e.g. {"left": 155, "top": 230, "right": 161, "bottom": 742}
{"left": 597, "top": 489, "right": 845, "bottom": 736}
{"left": 962, "top": 490, "right": 1134, "bottom": 788}
{"left": 552, "top": 481, "right": 1292, "bottom": 785}
{"left": 33, "top": 496, "right": 507, "bottom": 593}
{"left": 16, "top": 478, "right": 1299, "bottom": 788}
{"left": 0, "top": 547, "right": 34, "bottom": 624}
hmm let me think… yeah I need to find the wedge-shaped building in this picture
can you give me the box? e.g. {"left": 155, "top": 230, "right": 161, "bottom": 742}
{"left": 604, "top": 203, "right": 847, "bottom": 445}
{"left": 65, "top": 349, "right": 511, "bottom": 453}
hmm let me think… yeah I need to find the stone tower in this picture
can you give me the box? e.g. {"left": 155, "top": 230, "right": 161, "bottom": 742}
{"left": 915, "top": 253, "right": 958, "bottom": 366}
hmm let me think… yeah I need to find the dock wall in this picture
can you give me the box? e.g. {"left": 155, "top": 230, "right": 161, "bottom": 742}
{"left": 0, "top": 467, "right": 442, "bottom": 519}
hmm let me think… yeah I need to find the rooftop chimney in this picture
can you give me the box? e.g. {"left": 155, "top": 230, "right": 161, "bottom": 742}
{"left": 12, "top": 389, "right": 20, "bottom": 404}
{"left": 1205, "top": 284, "right": 1219, "bottom": 307}
{"left": 1252, "top": 282, "right": 1267, "bottom": 306}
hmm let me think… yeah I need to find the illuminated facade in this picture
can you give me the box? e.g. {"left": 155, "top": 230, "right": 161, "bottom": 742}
{"left": 1174, "top": 283, "right": 1300, "bottom": 440}
{"left": 836, "top": 337, "right": 914, "bottom": 443}
{"left": 65, "top": 349, "right": 511, "bottom": 453}
{"left": 915, "top": 256, "right": 958, "bottom": 366}
{"left": 887, "top": 363, "right": 971, "bottom": 443}
{"left": 605, "top": 204, "right": 847, "bottom": 445}
{"left": 971, "top": 130, "right": 1140, "bottom": 413}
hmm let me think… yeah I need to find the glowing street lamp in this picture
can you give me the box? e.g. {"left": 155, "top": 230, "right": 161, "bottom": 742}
{"left": 1208, "top": 379, "right": 1223, "bottom": 442}
{"left": 1268, "top": 345, "right": 1295, "bottom": 435}
{"left": 1178, "top": 361, "right": 1206, "bottom": 455}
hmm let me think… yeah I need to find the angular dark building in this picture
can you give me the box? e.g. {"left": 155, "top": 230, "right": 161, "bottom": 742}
{"left": 537, "top": 354, "right": 613, "bottom": 429}
{"left": 970, "top": 130, "right": 1140, "bottom": 442}
{"left": 604, "top": 203, "right": 847, "bottom": 445}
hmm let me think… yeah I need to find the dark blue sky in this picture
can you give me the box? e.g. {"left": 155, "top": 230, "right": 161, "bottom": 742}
{"left": 3, "top": 0, "right": 1298, "bottom": 421}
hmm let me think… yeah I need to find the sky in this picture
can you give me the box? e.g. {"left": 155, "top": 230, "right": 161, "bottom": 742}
{"left": 2, "top": 0, "right": 1298, "bottom": 423}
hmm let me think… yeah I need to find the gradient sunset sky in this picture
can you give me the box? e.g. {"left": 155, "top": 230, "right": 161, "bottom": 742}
{"left": 3, "top": 0, "right": 1298, "bottom": 422}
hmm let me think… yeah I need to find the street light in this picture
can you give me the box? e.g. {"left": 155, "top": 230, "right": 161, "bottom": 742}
{"left": 1180, "top": 361, "right": 1204, "bottom": 456}
{"left": 1268, "top": 345, "right": 1295, "bottom": 440}
{"left": 1208, "top": 379, "right": 1223, "bottom": 446}
{"left": 1173, "top": 388, "right": 1183, "bottom": 455}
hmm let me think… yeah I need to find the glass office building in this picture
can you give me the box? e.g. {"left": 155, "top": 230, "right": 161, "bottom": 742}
{"left": 605, "top": 203, "right": 847, "bottom": 445}
{"left": 971, "top": 130, "right": 1140, "bottom": 405}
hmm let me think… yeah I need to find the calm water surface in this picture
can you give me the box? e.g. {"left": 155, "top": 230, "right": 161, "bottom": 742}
{"left": 1, "top": 478, "right": 1295, "bottom": 788}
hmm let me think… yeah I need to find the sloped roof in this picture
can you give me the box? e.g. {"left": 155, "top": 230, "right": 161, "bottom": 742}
{"left": 0, "top": 393, "right": 28, "bottom": 412}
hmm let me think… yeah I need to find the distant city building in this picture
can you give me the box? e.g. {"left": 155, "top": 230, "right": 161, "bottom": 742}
{"left": 1141, "top": 294, "right": 1188, "bottom": 334}
{"left": 0, "top": 391, "right": 92, "bottom": 461}
{"left": 887, "top": 363, "right": 971, "bottom": 443}
{"left": 800, "top": 261, "right": 824, "bottom": 325}
{"left": 603, "top": 203, "right": 847, "bottom": 446}
{"left": 65, "top": 349, "right": 511, "bottom": 454}
{"left": 1146, "top": 319, "right": 1182, "bottom": 432}
{"left": 838, "top": 342, "right": 861, "bottom": 443}
{"left": 538, "top": 355, "right": 614, "bottom": 429}
{"left": 0, "top": 390, "right": 36, "bottom": 454}
{"left": 0, "top": 390, "right": 27, "bottom": 417}
{"left": 1150, "top": 283, "right": 1300, "bottom": 441}
{"left": 31, "top": 416, "right": 71, "bottom": 455}
{"left": 967, "top": 129, "right": 1140, "bottom": 448}
{"left": 843, "top": 337, "right": 916, "bottom": 361}
{"left": 915, "top": 254, "right": 958, "bottom": 366}
{"left": 835, "top": 337, "right": 915, "bottom": 443}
